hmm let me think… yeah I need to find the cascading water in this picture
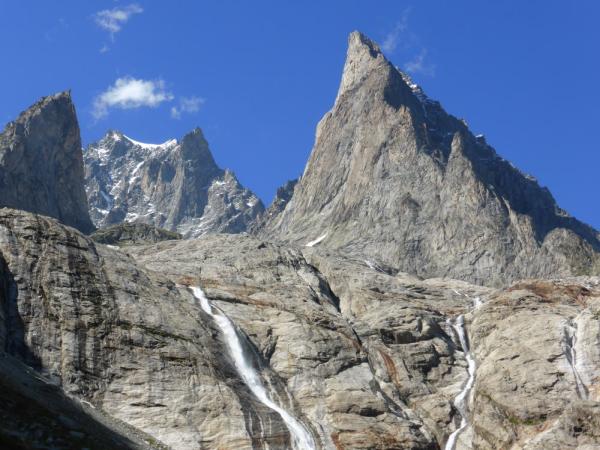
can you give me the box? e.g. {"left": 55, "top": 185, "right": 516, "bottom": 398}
{"left": 190, "top": 286, "right": 316, "bottom": 450}
{"left": 445, "top": 295, "right": 481, "bottom": 450}
{"left": 563, "top": 320, "right": 589, "bottom": 400}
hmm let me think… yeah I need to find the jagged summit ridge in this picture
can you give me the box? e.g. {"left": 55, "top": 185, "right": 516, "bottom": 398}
{"left": 256, "top": 31, "right": 600, "bottom": 286}
{"left": 85, "top": 127, "right": 263, "bottom": 237}
{"left": 0, "top": 91, "right": 94, "bottom": 233}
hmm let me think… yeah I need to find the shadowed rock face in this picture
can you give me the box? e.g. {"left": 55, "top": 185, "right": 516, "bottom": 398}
{"left": 0, "top": 92, "right": 94, "bottom": 233}
{"left": 257, "top": 31, "right": 600, "bottom": 287}
{"left": 90, "top": 222, "right": 182, "bottom": 246}
{"left": 0, "top": 354, "right": 161, "bottom": 450}
{"left": 250, "top": 178, "right": 297, "bottom": 233}
{"left": 84, "top": 128, "right": 264, "bottom": 238}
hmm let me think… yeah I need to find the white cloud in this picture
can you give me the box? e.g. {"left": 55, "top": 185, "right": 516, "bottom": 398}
{"left": 171, "top": 96, "right": 204, "bottom": 119}
{"left": 95, "top": 4, "right": 143, "bottom": 38}
{"left": 381, "top": 9, "right": 410, "bottom": 53}
{"left": 93, "top": 77, "right": 174, "bottom": 119}
{"left": 44, "top": 17, "right": 69, "bottom": 42}
{"left": 404, "top": 49, "right": 436, "bottom": 76}
{"left": 381, "top": 9, "right": 436, "bottom": 78}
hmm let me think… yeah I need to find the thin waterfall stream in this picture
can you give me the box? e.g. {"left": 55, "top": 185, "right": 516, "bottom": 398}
{"left": 445, "top": 295, "right": 480, "bottom": 450}
{"left": 191, "top": 286, "right": 316, "bottom": 450}
{"left": 563, "top": 319, "right": 589, "bottom": 400}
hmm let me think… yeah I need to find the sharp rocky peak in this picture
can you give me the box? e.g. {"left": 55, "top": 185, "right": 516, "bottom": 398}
{"left": 256, "top": 31, "right": 600, "bottom": 286}
{"left": 14, "top": 90, "right": 74, "bottom": 120}
{"left": 84, "top": 126, "right": 264, "bottom": 237}
{"left": 335, "top": 31, "right": 433, "bottom": 129}
{"left": 347, "top": 30, "right": 382, "bottom": 60}
{"left": 337, "top": 31, "right": 387, "bottom": 98}
{"left": 0, "top": 90, "right": 94, "bottom": 233}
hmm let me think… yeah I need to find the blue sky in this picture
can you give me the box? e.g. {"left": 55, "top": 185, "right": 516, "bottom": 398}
{"left": 1, "top": 1, "right": 598, "bottom": 229}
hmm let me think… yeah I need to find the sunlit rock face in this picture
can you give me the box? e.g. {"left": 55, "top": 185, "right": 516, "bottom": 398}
{"left": 257, "top": 31, "right": 600, "bottom": 287}
{"left": 84, "top": 128, "right": 264, "bottom": 238}
{"left": 0, "top": 91, "right": 94, "bottom": 233}
{"left": 3, "top": 207, "right": 600, "bottom": 449}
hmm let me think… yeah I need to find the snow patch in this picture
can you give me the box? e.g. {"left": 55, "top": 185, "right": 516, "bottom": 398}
{"left": 364, "top": 259, "right": 384, "bottom": 273}
{"left": 128, "top": 160, "right": 145, "bottom": 185}
{"left": 79, "top": 399, "right": 96, "bottom": 409}
{"left": 305, "top": 233, "right": 328, "bottom": 247}
{"left": 124, "top": 212, "right": 139, "bottom": 222}
{"left": 123, "top": 135, "right": 178, "bottom": 150}
{"left": 99, "top": 190, "right": 113, "bottom": 210}
{"left": 96, "top": 147, "right": 111, "bottom": 162}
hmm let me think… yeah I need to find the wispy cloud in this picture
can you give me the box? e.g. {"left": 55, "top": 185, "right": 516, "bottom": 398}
{"left": 93, "top": 77, "right": 174, "bottom": 119}
{"left": 404, "top": 49, "right": 436, "bottom": 76}
{"left": 381, "top": 9, "right": 410, "bottom": 53}
{"left": 94, "top": 3, "right": 143, "bottom": 39}
{"left": 44, "top": 17, "right": 69, "bottom": 42}
{"left": 171, "top": 96, "right": 204, "bottom": 119}
{"left": 382, "top": 8, "right": 435, "bottom": 78}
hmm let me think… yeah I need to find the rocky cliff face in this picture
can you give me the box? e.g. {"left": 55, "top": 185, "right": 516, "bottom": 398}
{"left": 84, "top": 129, "right": 264, "bottom": 238}
{"left": 0, "top": 209, "right": 287, "bottom": 449}
{"left": 257, "top": 32, "right": 600, "bottom": 286}
{"left": 90, "top": 222, "right": 182, "bottom": 246}
{"left": 0, "top": 92, "right": 94, "bottom": 233}
{"left": 0, "top": 352, "right": 162, "bottom": 450}
{"left": 250, "top": 179, "right": 297, "bottom": 233}
{"left": 1, "top": 209, "right": 599, "bottom": 449}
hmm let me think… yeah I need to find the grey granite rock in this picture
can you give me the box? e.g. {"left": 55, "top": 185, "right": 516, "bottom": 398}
{"left": 257, "top": 31, "right": 600, "bottom": 287}
{"left": 250, "top": 179, "right": 297, "bottom": 233}
{"left": 128, "top": 234, "right": 445, "bottom": 449}
{"left": 0, "top": 353, "right": 163, "bottom": 450}
{"left": 90, "top": 222, "right": 182, "bottom": 246}
{"left": 459, "top": 277, "right": 600, "bottom": 449}
{"left": 1, "top": 208, "right": 600, "bottom": 449}
{"left": 0, "top": 209, "right": 279, "bottom": 449}
{"left": 84, "top": 129, "right": 264, "bottom": 238}
{"left": 0, "top": 92, "right": 94, "bottom": 233}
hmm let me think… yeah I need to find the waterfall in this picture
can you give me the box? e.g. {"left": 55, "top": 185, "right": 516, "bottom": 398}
{"left": 563, "top": 320, "right": 589, "bottom": 400}
{"left": 445, "top": 314, "right": 477, "bottom": 450}
{"left": 190, "top": 286, "right": 316, "bottom": 450}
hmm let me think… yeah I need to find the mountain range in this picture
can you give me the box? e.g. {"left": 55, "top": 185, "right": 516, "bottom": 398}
{"left": 84, "top": 128, "right": 264, "bottom": 237}
{"left": 0, "top": 31, "right": 598, "bottom": 450}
